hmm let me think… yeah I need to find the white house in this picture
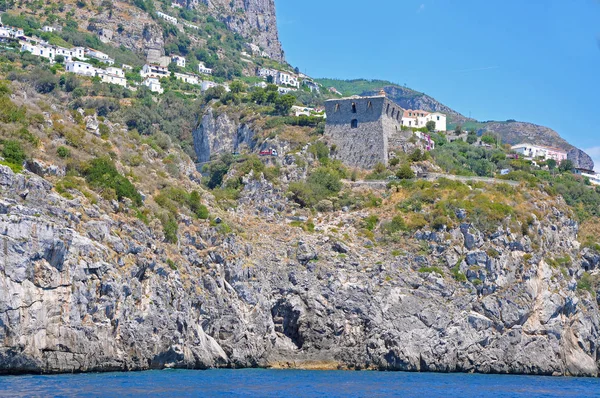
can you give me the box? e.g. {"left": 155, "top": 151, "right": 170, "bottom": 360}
{"left": 428, "top": 112, "right": 447, "bottom": 132}
{"left": 198, "top": 62, "right": 213, "bottom": 75}
{"left": 303, "top": 79, "right": 320, "bottom": 93}
{"left": 157, "top": 11, "right": 178, "bottom": 25}
{"left": 172, "top": 55, "right": 186, "bottom": 68}
{"left": 401, "top": 109, "right": 447, "bottom": 132}
{"left": 97, "top": 67, "right": 126, "bottom": 87}
{"left": 21, "top": 42, "right": 58, "bottom": 62}
{"left": 278, "top": 86, "right": 293, "bottom": 94}
{"left": 122, "top": 64, "right": 133, "bottom": 71}
{"left": 257, "top": 67, "right": 277, "bottom": 79}
{"left": 292, "top": 106, "right": 315, "bottom": 117}
{"left": 2, "top": 25, "right": 24, "bottom": 38}
{"left": 65, "top": 61, "right": 98, "bottom": 77}
{"left": 511, "top": 144, "right": 568, "bottom": 163}
{"left": 85, "top": 48, "right": 114, "bottom": 65}
{"left": 174, "top": 72, "right": 199, "bottom": 85}
{"left": 141, "top": 64, "right": 169, "bottom": 78}
{"left": 171, "top": 2, "right": 182, "bottom": 8}
{"left": 201, "top": 81, "right": 219, "bottom": 92}
{"left": 276, "top": 71, "right": 299, "bottom": 88}
{"left": 143, "top": 77, "right": 163, "bottom": 94}
{"left": 257, "top": 68, "right": 299, "bottom": 88}
{"left": 42, "top": 26, "right": 55, "bottom": 33}
{"left": 56, "top": 46, "right": 86, "bottom": 62}
{"left": 182, "top": 22, "right": 199, "bottom": 30}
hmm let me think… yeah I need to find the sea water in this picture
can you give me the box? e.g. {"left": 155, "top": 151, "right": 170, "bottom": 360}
{"left": 1, "top": 369, "right": 599, "bottom": 397}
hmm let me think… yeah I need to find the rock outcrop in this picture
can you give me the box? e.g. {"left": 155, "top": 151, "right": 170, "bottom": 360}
{"left": 192, "top": 0, "right": 284, "bottom": 61}
{"left": 568, "top": 148, "right": 595, "bottom": 171}
{"left": 1, "top": 163, "right": 600, "bottom": 376}
{"left": 192, "top": 108, "right": 258, "bottom": 163}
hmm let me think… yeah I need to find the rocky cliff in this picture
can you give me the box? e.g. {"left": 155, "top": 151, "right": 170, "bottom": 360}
{"left": 2, "top": 157, "right": 600, "bottom": 375}
{"left": 193, "top": 108, "right": 258, "bottom": 163}
{"left": 191, "top": 0, "right": 284, "bottom": 61}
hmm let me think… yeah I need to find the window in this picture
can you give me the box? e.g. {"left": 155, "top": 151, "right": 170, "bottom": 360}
{"left": 351, "top": 103, "right": 357, "bottom": 113}
{"left": 391, "top": 109, "right": 395, "bottom": 118}
{"left": 335, "top": 104, "right": 340, "bottom": 112}
{"left": 351, "top": 119, "right": 358, "bottom": 128}
{"left": 386, "top": 104, "right": 390, "bottom": 115}
{"left": 367, "top": 101, "right": 373, "bottom": 110}
{"left": 437, "top": 116, "right": 440, "bottom": 121}
{"left": 397, "top": 112, "right": 400, "bottom": 121}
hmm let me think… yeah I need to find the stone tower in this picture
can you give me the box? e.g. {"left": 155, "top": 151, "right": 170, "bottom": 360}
{"left": 324, "top": 92, "right": 408, "bottom": 169}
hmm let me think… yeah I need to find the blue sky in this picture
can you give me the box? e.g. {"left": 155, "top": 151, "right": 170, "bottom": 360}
{"left": 276, "top": 0, "right": 600, "bottom": 170}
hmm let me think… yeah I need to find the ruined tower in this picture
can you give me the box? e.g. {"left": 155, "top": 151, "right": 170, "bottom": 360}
{"left": 324, "top": 91, "right": 408, "bottom": 169}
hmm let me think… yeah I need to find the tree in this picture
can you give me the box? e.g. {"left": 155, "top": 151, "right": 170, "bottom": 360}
{"left": 454, "top": 125, "right": 463, "bottom": 136}
{"left": 62, "top": 74, "right": 80, "bottom": 92}
{"left": 559, "top": 159, "right": 574, "bottom": 173}
{"left": 481, "top": 133, "right": 497, "bottom": 145}
{"left": 229, "top": 80, "right": 245, "bottom": 94}
{"left": 426, "top": 121, "right": 436, "bottom": 132}
{"left": 54, "top": 55, "right": 65, "bottom": 64}
{"left": 274, "top": 94, "right": 296, "bottom": 115}
{"left": 466, "top": 132, "right": 478, "bottom": 145}
{"left": 409, "top": 148, "right": 423, "bottom": 162}
{"left": 396, "top": 164, "right": 415, "bottom": 179}
{"left": 546, "top": 159, "right": 557, "bottom": 170}
{"left": 204, "top": 85, "right": 226, "bottom": 102}
{"left": 34, "top": 73, "right": 58, "bottom": 94}
{"left": 266, "top": 75, "right": 274, "bottom": 84}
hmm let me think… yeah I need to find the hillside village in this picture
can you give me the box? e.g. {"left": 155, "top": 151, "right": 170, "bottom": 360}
{"left": 8, "top": 3, "right": 599, "bottom": 186}
{"left": 1, "top": 0, "right": 600, "bottom": 378}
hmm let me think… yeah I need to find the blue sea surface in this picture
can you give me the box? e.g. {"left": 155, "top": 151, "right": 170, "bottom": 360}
{"left": 1, "top": 369, "right": 599, "bottom": 397}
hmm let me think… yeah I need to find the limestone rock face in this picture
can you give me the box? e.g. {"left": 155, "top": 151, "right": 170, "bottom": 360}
{"left": 1, "top": 163, "right": 600, "bottom": 376}
{"left": 192, "top": 109, "right": 257, "bottom": 163}
{"left": 568, "top": 148, "right": 595, "bottom": 171}
{"left": 192, "top": 0, "right": 284, "bottom": 61}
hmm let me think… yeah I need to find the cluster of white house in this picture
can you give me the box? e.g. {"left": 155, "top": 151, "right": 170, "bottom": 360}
{"left": 256, "top": 67, "right": 322, "bottom": 95}
{"left": 510, "top": 143, "right": 568, "bottom": 163}
{"left": 509, "top": 143, "right": 600, "bottom": 185}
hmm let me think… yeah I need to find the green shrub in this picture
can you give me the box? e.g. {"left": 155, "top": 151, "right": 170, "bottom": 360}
{"left": 188, "top": 190, "right": 209, "bottom": 219}
{"left": 396, "top": 164, "right": 415, "bottom": 179}
{"left": 382, "top": 215, "right": 406, "bottom": 234}
{"left": 98, "top": 123, "right": 110, "bottom": 139}
{"left": 577, "top": 272, "right": 595, "bottom": 294}
{"left": 166, "top": 259, "right": 177, "bottom": 270}
{"left": 0, "top": 97, "right": 27, "bottom": 123}
{"left": 161, "top": 214, "right": 178, "bottom": 243}
{"left": 451, "top": 265, "right": 467, "bottom": 282}
{"left": 308, "top": 141, "right": 329, "bottom": 163}
{"left": 363, "top": 215, "right": 379, "bottom": 231}
{"left": 288, "top": 166, "right": 342, "bottom": 208}
{"left": 1, "top": 140, "right": 26, "bottom": 165}
{"left": 83, "top": 157, "right": 142, "bottom": 206}
{"left": 57, "top": 146, "right": 71, "bottom": 158}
